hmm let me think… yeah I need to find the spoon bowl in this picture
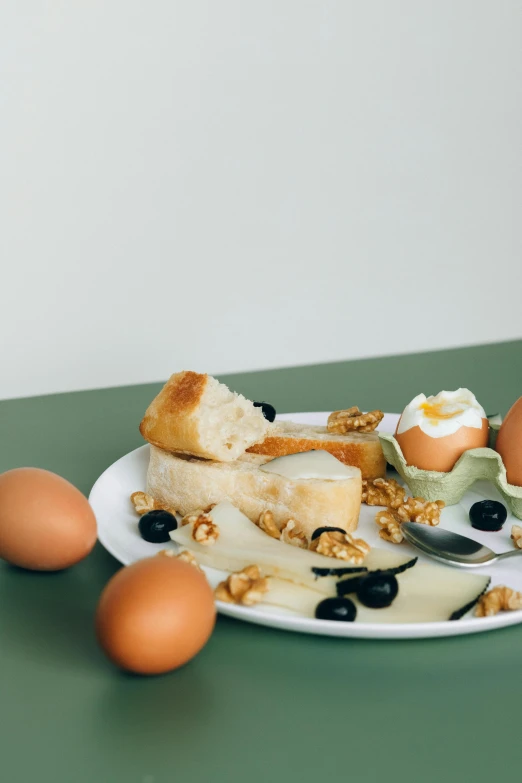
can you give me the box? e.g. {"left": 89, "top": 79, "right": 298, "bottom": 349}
{"left": 401, "top": 523, "right": 522, "bottom": 568}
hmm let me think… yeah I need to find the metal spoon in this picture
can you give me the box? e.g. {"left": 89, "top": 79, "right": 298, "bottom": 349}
{"left": 401, "top": 522, "right": 522, "bottom": 568}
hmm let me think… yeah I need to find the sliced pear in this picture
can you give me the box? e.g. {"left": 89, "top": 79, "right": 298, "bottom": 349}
{"left": 339, "top": 564, "right": 490, "bottom": 623}
{"left": 262, "top": 578, "right": 327, "bottom": 616}
{"left": 259, "top": 565, "right": 490, "bottom": 622}
{"left": 172, "top": 502, "right": 488, "bottom": 622}
{"left": 170, "top": 501, "right": 415, "bottom": 592}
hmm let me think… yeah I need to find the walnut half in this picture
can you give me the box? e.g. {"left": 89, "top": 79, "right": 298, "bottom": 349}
{"left": 215, "top": 565, "right": 269, "bottom": 606}
{"left": 375, "top": 496, "right": 444, "bottom": 544}
{"left": 476, "top": 585, "right": 522, "bottom": 617}
{"left": 327, "top": 407, "right": 384, "bottom": 434}
{"left": 394, "top": 497, "right": 445, "bottom": 525}
{"left": 309, "top": 530, "right": 370, "bottom": 564}
{"left": 131, "top": 491, "right": 173, "bottom": 515}
{"left": 375, "top": 511, "right": 404, "bottom": 544}
{"left": 362, "top": 478, "right": 406, "bottom": 509}
{"left": 257, "top": 510, "right": 281, "bottom": 540}
{"left": 192, "top": 513, "right": 219, "bottom": 546}
{"left": 179, "top": 510, "right": 219, "bottom": 545}
{"left": 280, "top": 519, "right": 308, "bottom": 549}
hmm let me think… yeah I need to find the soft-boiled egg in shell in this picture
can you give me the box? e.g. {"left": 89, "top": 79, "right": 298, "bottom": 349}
{"left": 395, "top": 389, "right": 488, "bottom": 472}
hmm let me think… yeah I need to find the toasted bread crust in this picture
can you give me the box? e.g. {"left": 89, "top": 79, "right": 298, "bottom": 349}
{"left": 247, "top": 435, "right": 386, "bottom": 480}
{"left": 164, "top": 370, "right": 207, "bottom": 415}
{"left": 139, "top": 371, "right": 208, "bottom": 454}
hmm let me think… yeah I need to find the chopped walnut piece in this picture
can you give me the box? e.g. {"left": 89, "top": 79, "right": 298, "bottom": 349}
{"left": 395, "top": 497, "right": 445, "bottom": 525}
{"left": 181, "top": 510, "right": 220, "bottom": 544}
{"left": 215, "top": 565, "right": 269, "bottom": 606}
{"left": 280, "top": 519, "right": 308, "bottom": 549}
{"left": 157, "top": 548, "right": 175, "bottom": 558}
{"left": 511, "top": 525, "right": 522, "bottom": 550}
{"left": 309, "top": 530, "right": 370, "bottom": 564}
{"left": 375, "top": 510, "right": 404, "bottom": 544}
{"left": 327, "top": 407, "right": 384, "bottom": 434}
{"left": 176, "top": 550, "right": 204, "bottom": 572}
{"left": 257, "top": 510, "right": 281, "bottom": 539}
{"left": 374, "top": 496, "right": 444, "bottom": 543}
{"left": 362, "top": 478, "right": 406, "bottom": 509}
{"left": 191, "top": 512, "right": 219, "bottom": 546}
{"left": 157, "top": 548, "right": 204, "bottom": 572}
{"left": 131, "top": 491, "right": 172, "bottom": 516}
{"left": 476, "top": 585, "right": 522, "bottom": 617}
{"left": 181, "top": 509, "right": 208, "bottom": 527}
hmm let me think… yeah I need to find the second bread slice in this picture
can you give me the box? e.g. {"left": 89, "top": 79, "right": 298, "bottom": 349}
{"left": 146, "top": 445, "right": 362, "bottom": 539}
{"left": 247, "top": 420, "right": 386, "bottom": 480}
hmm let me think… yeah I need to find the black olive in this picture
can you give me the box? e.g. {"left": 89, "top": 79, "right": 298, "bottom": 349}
{"left": 469, "top": 500, "right": 507, "bottom": 531}
{"left": 356, "top": 570, "right": 398, "bottom": 609}
{"left": 315, "top": 596, "right": 357, "bottom": 622}
{"left": 253, "top": 401, "right": 277, "bottom": 422}
{"left": 311, "top": 526, "right": 347, "bottom": 541}
{"left": 336, "top": 575, "right": 364, "bottom": 596}
{"left": 312, "top": 565, "right": 367, "bottom": 578}
{"left": 138, "top": 510, "right": 178, "bottom": 543}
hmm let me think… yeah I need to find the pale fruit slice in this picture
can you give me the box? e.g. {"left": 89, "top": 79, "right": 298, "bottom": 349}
{"left": 339, "top": 564, "right": 490, "bottom": 623}
{"left": 262, "top": 578, "right": 326, "bottom": 616}
{"left": 170, "top": 501, "right": 415, "bottom": 592}
{"left": 256, "top": 566, "right": 490, "bottom": 622}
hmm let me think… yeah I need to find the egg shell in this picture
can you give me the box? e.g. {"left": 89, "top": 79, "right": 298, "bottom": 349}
{"left": 0, "top": 468, "right": 97, "bottom": 570}
{"left": 394, "top": 418, "right": 489, "bottom": 472}
{"left": 95, "top": 555, "right": 216, "bottom": 675}
{"left": 496, "top": 397, "right": 522, "bottom": 487}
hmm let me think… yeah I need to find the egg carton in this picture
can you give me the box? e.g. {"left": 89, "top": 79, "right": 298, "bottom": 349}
{"left": 378, "top": 429, "right": 522, "bottom": 521}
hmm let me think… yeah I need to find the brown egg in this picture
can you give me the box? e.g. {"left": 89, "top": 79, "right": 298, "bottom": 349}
{"left": 496, "top": 397, "right": 522, "bottom": 486}
{"left": 395, "top": 418, "right": 489, "bottom": 472}
{"left": 0, "top": 467, "right": 97, "bottom": 570}
{"left": 96, "top": 555, "right": 216, "bottom": 675}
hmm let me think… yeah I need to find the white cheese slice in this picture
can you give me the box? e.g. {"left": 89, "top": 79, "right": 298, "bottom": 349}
{"left": 258, "top": 450, "right": 356, "bottom": 481}
{"left": 170, "top": 501, "right": 414, "bottom": 592}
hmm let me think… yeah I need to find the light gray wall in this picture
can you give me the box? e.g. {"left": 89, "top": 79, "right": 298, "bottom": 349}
{"left": 1, "top": 1, "right": 521, "bottom": 399}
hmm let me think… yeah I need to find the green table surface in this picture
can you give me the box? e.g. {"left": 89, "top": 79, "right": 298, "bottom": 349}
{"left": 1, "top": 340, "right": 522, "bottom": 783}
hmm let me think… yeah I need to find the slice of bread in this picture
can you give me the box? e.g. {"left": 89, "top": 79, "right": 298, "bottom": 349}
{"left": 146, "top": 445, "right": 362, "bottom": 538}
{"left": 247, "top": 421, "right": 386, "bottom": 480}
{"left": 139, "top": 371, "right": 269, "bottom": 462}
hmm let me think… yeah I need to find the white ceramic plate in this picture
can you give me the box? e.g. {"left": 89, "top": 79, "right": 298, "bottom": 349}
{"left": 89, "top": 412, "right": 522, "bottom": 639}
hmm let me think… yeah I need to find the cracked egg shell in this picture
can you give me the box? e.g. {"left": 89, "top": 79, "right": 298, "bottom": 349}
{"left": 496, "top": 397, "right": 522, "bottom": 487}
{"left": 395, "top": 390, "right": 488, "bottom": 472}
{"left": 395, "top": 421, "right": 489, "bottom": 472}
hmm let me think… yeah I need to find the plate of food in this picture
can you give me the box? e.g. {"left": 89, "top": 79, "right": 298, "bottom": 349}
{"left": 89, "top": 372, "right": 522, "bottom": 640}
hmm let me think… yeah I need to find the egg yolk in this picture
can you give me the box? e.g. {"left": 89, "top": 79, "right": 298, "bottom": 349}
{"left": 420, "top": 401, "right": 466, "bottom": 424}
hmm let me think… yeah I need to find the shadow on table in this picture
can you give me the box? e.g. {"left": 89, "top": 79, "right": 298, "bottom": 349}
{"left": 0, "top": 543, "right": 121, "bottom": 673}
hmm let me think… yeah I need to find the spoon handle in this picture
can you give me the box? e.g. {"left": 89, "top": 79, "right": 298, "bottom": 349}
{"left": 497, "top": 549, "right": 522, "bottom": 562}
